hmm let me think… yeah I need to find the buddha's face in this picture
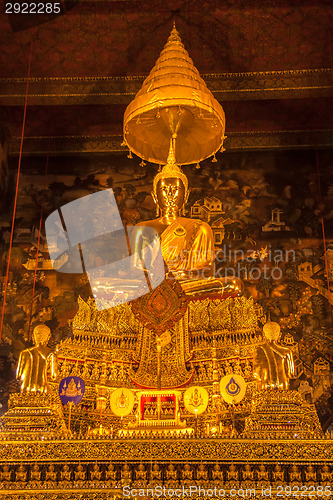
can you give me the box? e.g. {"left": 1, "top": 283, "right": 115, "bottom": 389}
{"left": 155, "top": 177, "right": 186, "bottom": 212}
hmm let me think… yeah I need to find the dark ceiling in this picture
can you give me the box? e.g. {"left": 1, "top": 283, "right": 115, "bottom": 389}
{"left": 0, "top": 0, "right": 332, "bottom": 156}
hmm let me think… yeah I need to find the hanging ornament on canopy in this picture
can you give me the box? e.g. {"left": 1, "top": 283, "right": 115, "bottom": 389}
{"left": 123, "top": 24, "right": 225, "bottom": 166}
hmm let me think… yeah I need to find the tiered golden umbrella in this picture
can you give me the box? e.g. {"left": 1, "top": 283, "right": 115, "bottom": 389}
{"left": 123, "top": 24, "right": 225, "bottom": 165}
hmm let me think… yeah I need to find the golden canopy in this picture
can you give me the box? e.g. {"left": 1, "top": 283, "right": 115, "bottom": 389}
{"left": 123, "top": 25, "right": 225, "bottom": 165}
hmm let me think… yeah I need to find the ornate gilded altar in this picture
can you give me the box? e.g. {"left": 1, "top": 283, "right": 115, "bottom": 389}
{"left": 0, "top": 24, "right": 332, "bottom": 500}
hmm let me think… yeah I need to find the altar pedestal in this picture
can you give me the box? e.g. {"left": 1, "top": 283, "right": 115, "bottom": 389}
{"left": 243, "top": 389, "right": 323, "bottom": 439}
{"left": 1, "top": 393, "right": 67, "bottom": 438}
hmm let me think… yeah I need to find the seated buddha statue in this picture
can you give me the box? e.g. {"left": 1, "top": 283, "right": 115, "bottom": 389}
{"left": 182, "top": 462, "right": 193, "bottom": 483}
{"left": 257, "top": 464, "right": 269, "bottom": 484}
{"left": 0, "top": 464, "right": 12, "bottom": 483}
{"left": 121, "top": 463, "right": 132, "bottom": 486}
{"left": 132, "top": 146, "right": 243, "bottom": 298}
{"left": 290, "top": 464, "right": 302, "bottom": 484}
{"left": 90, "top": 462, "right": 101, "bottom": 482}
{"left": 74, "top": 463, "right": 86, "bottom": 483}
{"left": 212, "top": 463, "right": 223, "bottom": 484}
{"left": 320, "top": 464, "right": 331, "bottom": 484}
{"left": 150, "top": 462, "right": 161, "bottom": 485}
{"left": 196, "top": 462, "right": 208, "bottom": 484}
{"left": 305, "top": 464, "right": 317, "bottom": 483}
{"left": 165, "top": 462, "right": 178, "bottom": 486}
{"left": 16, "top": 464, "right": 27, "bottom": 483}
{"left": 242, "top": 463, "right": 254, "bottom": 483}
{"left": 45, "top": 463, "right": 57, "bottom": 484}
{"left": 105, "top": 463, "right": 117, "bottom": 486}
{"left": 253, "top": 321, "right": 295, "bottom": 391}
{"left": 135, "top": 462, "right": 147, "bottom": 485}
{"left": 30, "top": 463, "right": 41, "bottom": 484}
{"left": 226, "top": 463, "right": 238, "bottom": 485}
{"left": 273, "top": 463, "right": 285, "bottom": 484}
{"left": 60, "top": 463, "right": 72, "bottom": 483}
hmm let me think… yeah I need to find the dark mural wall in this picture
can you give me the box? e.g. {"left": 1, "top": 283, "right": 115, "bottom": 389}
{"left": 0, "top": 149, "right": 332, "bottom": 426}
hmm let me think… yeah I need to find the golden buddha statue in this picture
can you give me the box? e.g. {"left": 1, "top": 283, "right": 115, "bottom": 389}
{"left": 242, "top": 463, "right": 254, "bottom": 482}
{"left": 60, "top": 463, "right": 72, "bottom": 483}
{"left": 196, "top": 462, "right": 208, "bottom": 483}
{"left": 16, "top": 325, "right": 58, "bottom": 394}
{"left": 121, "top": 462, "right": 132, "bottom": 486}
{"left": 16, "top": 464, "right": 27, "bottom": 483}
{"left": 212, "top": 463, "right": 223, "bottom": 483}
{"left": 150, "top": 462, "right": 161, "bottom": 485}
{"left": 290, "top": 464, "right": 302, "bottom": 483}
{"left": 253, "top": 321, "right": 295, "bottom": 391}
{"left": 165, "top": 462, "right": 178, "bottom": 485}
{"left": 90, "top": 462, "right": 101, "bottom": 482}
{"left": 273, "top": 463, "right": 285, "bottom": 483}
{"left": 45, "top": 463, "right": 57, "bottom": 484}
{"left": 257, "top": 464, "right": 269, "bottom": 484}
{"left": 135, "top": 462, "right": 147, "bottom": 485}
{"left": 105, "top": 463, "right": 117, "bottom": 486}
{"left": 132, "top": 145, "right": 243, "bottom": 298}
{"left": 0, "top": 464, "right": 11, "bottom": 483}
{"left": 305, "top": 464, "right": 317, "bottom": 483}
{"left": 226, "top": 463, "right": 238, "bottom": 484}
{"left": 320, "top": 464, "right": 331, "bottom": 484}
{"left": 74, "top": 463, "right": 86, "bottom": 482}
{"left": 30, "top": 463, "right": 41, "bottom": 483}
{"left": 182, "top": 461, "right": 193, "bottom": 483}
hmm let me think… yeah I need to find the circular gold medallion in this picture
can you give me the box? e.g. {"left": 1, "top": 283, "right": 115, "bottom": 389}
{"left": 110, "top": 388, "right": 135, "bottom": 417}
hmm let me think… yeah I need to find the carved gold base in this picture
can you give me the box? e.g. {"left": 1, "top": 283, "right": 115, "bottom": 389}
{"left": 120, "top": 427, "right": 194, "bottom": 437}
{"left": 1, "top": 393, "right": 68, "bottom": 438}
{"left": 243, "top": 389, "right": 323, "bottom": 439}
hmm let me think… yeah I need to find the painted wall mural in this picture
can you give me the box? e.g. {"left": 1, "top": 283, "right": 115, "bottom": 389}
{"left": 0, "top": 149, "right": 332, "bottom": 425}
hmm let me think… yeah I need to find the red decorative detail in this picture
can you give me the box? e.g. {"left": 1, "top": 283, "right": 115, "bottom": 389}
{"left": 131, "top": 275, "right": 188, "bottom": 334}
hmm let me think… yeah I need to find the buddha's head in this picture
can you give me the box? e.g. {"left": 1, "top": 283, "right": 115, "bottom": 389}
{"left": 263, "top": 321, "right": 281, "bottom": 342}
{"left": 32, "top": 324, "right": 51, "bottom": 347}
{"left": 152, "top": 159, "right": 189, "bottom": 216}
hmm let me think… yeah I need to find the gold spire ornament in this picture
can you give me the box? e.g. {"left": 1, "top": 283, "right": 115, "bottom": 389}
{"left": 123, "top": 25, "right": 225, "bottom": 165}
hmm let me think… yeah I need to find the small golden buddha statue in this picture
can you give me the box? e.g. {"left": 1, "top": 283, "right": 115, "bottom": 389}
{"left": 16, "top": 325, "right": 58, "bottom": 393}
{"left": 45, "top": 463, "right": 57, "bottom": 483}
{"left": 74, "top": 463, "right": 86, "bottom": 482}
{"left": 196, "top": 462, "right": 208, "bottom": 483}
{"left": 16, "top": 464, "right": 27, "bottom": 482}
{"left": 134, "top": 462, "right": 147, "bottom": 486}
{"left": 182, "top": 462, "right": 193, "bottom": 483}
{"left": 132, "top": 145, "right": 243, "bottom": 298}
{"left": 290, "top": 464, "right": 302, "bottom": 483}
{"left": 253, "top": 321, "right": 295, "bottom": 391}
{"left": 257, "top": 464, "right": 269, "bottom": 484}
{"left": 0, "top": 464, "right": 12, "bottom": 482}
{"left": 121, "top": 463, "right": 132, "bottom": 485}
{"left": 242, "top": 463, "right": 254, "bottom": 482}
{"left": 30, "top": 463, "right": 41, "bottom": 483}
{"left": 320, "top": 464, "right": 331, "bottom": 484}
{"left": 60, "top": 463, "right": 72, "bottom": 483}
{"left": 105, "top": 463, "right": 117, "bottom": 486}
{"left": 212, "top": 463, "right": 223, "bottom": 483}
{"left": 150, "top": 462, "right": 161, "bottom": 485}
{"left": 90, "top": 462, "right": 101, "bottom": 482}
{"left": 226, "top": 463, "right": 238, "bottom": 483}
{"left": 305, "top": 464, "right": 316, "bottom": 483}
{"left": 165, "top": 462, "right": 178, "bottom": 485}
{"left": 273, "top": 463, "right": 285, "bottom": 483}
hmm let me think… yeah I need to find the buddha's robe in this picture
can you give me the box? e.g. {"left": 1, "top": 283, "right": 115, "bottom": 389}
{"left": 159, "top": 218, "right": 214, "bottom": 276}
